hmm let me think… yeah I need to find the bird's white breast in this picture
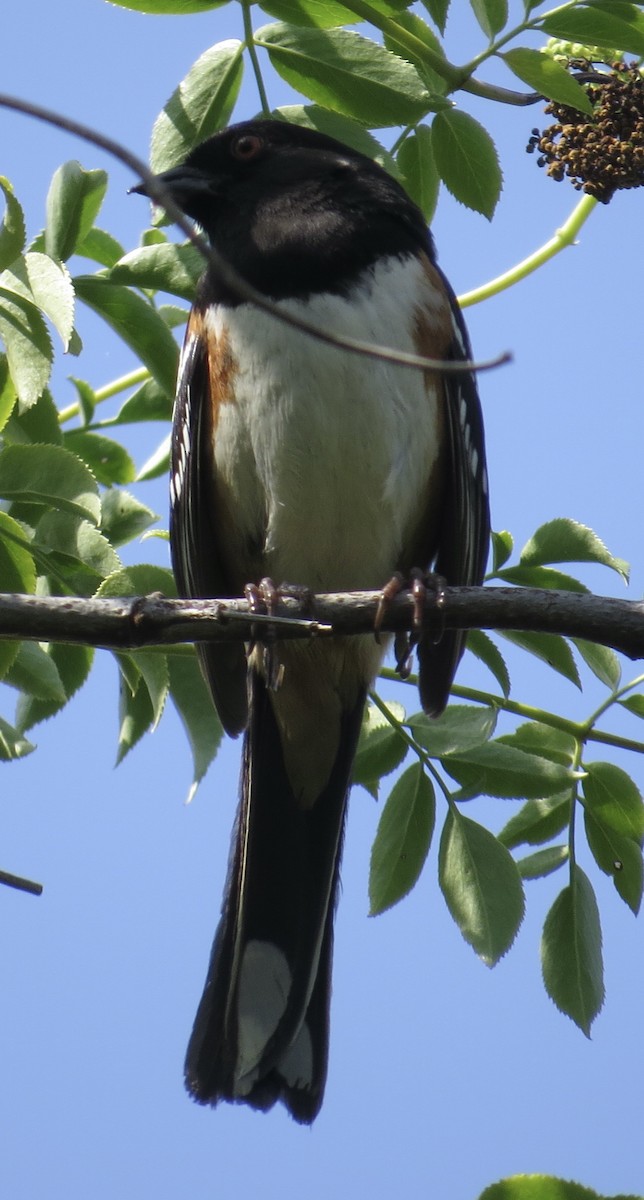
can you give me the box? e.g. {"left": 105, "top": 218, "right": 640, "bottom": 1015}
{"left": 205, "top": 253, "right": 445, "bottom": 591}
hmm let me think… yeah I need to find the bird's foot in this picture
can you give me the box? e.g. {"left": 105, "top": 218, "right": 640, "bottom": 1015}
{"left": 375, "top": 569, "right": 447, "bottom": 679}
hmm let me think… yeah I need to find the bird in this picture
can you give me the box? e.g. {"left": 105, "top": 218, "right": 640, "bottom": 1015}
{"left": 133, "top": 118, "right": 490, "bottom": 1124}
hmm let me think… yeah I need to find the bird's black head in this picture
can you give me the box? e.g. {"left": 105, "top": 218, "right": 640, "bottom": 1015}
{"left": 133, "top": 119, "right": 432, "bottom": 302}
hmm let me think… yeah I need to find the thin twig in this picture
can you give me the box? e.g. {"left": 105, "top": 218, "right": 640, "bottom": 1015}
{"left": 0, "top": 868, "right": 43, "bottom": 896}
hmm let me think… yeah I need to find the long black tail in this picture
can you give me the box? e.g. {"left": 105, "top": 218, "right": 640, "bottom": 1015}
{"left": 184, "top": 668, "right": 366, "bottom": 1124}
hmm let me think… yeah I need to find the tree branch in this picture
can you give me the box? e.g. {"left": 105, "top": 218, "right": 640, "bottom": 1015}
{"left": 1, "top": 587, "right": 644, "bottom": 660}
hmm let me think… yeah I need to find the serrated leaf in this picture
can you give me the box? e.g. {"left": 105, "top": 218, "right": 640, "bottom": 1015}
{"left": 369, "top": 763, "right": 435, "bottom": 914}
{"left": 129, "top": 650, "right": 169, "bottom": 730}
{"left": 541, "top": 865, "right": 604, "bottom": 1036}
{"left": 255, "top": 23, "right": 430, "bottom": 126}
{"left": 0, "top": 177, "right": 26, "bottom": 272}
{"left": 0, "top": 510, "right": 37, "bottom": 679}
{"left": 442, "top": 741, "right": 575, "bottom": 800}
{"left": 45, "top": 163, "right": 107, "bottom": 262}
{"left": 101, "top": 377, "right": 172, "bottom": 428}
{"left": 168, "top": 653, "right": 222, "bottom": 802}
{"left": 0, "top": 253, "right": 75, "bottom": 350}
{"left": 581, "top": 761, "right": 644, "bottom": 840}
{"left": 73, "top": 276, "right": 178, "bottom": 397}
{"left": 76, "top": 227, "right": 125, "bottom": 269}
{"left": 63, "top": 430, "right": 136, "bottom": 487}
{"left": 470, "top": 0, "right": 508, "bottom": 39}
{"left": 466, "top": 630, "right": 510, "bottom": 697}
{"left": 542, "top": 6, "right": 644, "bottom": 57}
{"left": 0, "top": 715, "right": 35, "bottom": 760}
{"left": 100, "top": 488, "right": 158, "bottom": 548}
{"left": 499, "top": 630, "right": 581, "bottom": 689}
{"left": 439, "top": 810, "right": 524, "bottom": 965}
{"left": 136, "top": 433, "right": 171, "bottom": 481}
{"left": 0, "top": 353, "right": 17, "bottom": 433}
{"left": 96, "top": 563, "right": 176, "bottom": 600}
{"left": 3, "top": 386, "right": 62, "bottom": 446}
{"left": 571, "top": 638, "right": 621, "bottom": 690}
{"left": 0, "top": 444, "right": 100, "bottom": 524}
{"left": 490, "top": 528, "right": 513, "bottom": 572}
{"left": 497, "top": 721, "right": 577, "bottom": 767}
{"left": 431, "top": 109, "right": 502, "bottom": 218}
{"left": 16, "top": 642, "right": 94, "bottom": 732}
{"left": 110, "top": 242, "right": 203, "bottom": 301}
{"left": 584, "top": 808, "right": 643, "bottom": 915}
{"left": 0, "top": 287, "right": 52, "bottom": 408}
{"left": 409, "top": 703, "right": 496, "bottom": 756}
{"left": 498, "top": 793, "right": 572, "bottom": 850}
{"left": 262, "top": 0, "right": 412, "bottom": 27}
{"left": 383, "top": 11, "right": 449, "bottom": 95}
{"left": 495, "top": 564, "right": 588, "bottom": 592}
{"left": 4, "top": 641, "right": 67, "bottom": 703}
{"left": 150, "top": 40, "right": 244, "bottom": 173}
{"left": 422, "top": 0, "right": 450, "bottom": 36}
{"left": 517, "top": 844, "right": 568, "bottom": 880}
{"left": 353, "top": 699, "right": 408, "bottom": 795}
{"left": 116, "top": 672, "right": 154, "bottom": 763}
{"left": 35, "top": 510, "right": 120, "bottom": 580}
{"left": 397, "top": 125, "right": 440, "bottom": 222}
{"left": 502, "top": 47, "right": 593, "bottom": 113}
{"left": 520, "top": 518, "right": 629, "bottom": 581}
{"left": 275, "top": 105, "right": 399, "bottom": 174}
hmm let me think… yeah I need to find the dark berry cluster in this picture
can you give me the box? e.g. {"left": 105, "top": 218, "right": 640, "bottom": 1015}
{"left": 527, "top": 60, "right": 644, "bottom": 203}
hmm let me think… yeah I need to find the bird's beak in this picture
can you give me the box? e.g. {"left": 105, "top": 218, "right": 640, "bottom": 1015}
{"left": 129, "top": 165, "right": 215, "bottom": 210}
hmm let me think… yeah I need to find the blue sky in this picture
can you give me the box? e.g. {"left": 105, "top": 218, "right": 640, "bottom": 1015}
{"left": 1, "top": 3, "right": 643, "bottom": 1198}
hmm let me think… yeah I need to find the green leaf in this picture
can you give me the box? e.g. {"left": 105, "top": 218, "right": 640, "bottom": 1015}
{"left": 0, "top": 252, "right": 75, "bottom": 351}
{"left": 96, "top": 563, "right": 176, "bottom": 600}
{"left": 369, "top": 763, "right": 435, "bottom": 914}
{"left": 73, "top": 276, "right": 178, "bottom": 397}
{"left": 397, "top": 125, "right": 440, "bottom": 222}
{"left": 495, "top": 564, "right": 588, "bottom": 592}
{"left": 499, "top": 630, "right": 581, "bottom": 689}
{"left": 571, "top": 638, "right": 621, "bottom": 690}
{"left": 261, "top": 0, "right": 412, "bottom": 27}
{"left": 0, "top": 287, "right": 52, "bottom": 408}
{"left": 353, "top": 700, "right": 408, "bottom": 796}
{"left": 383, "top": 11, "right": 449, "bottom": 95}
{"left": 5, "top": 641, "right": 67, "bottom": 703}
{"left": 3, "top": 386, "right": 62, "bottom": 446}
{"left": 100, "top": 488, "right": 158, "bottom": 548}
{"left": 584, "top": 808, "right": 643, "bottom": 915}
{"left": 502, "top": 47, "right": 593, "bottom": 113}
{"left": 490, "top": 528, "right": 513, "bottom": 572}
{"left": 0, "top": 444, "right": 100, "bottom": 524}
{"left": 150, "top": 40, "right": 244, "bottom": 173}
{"left": 408, "top": 702, "right": 496, "bottom": 756}
{"left": 0, "top": 510, "right": 37, "bottom": 679}
{"left": 421, "top": 0, "right": 450, "bottom": 36}
{"left": 581, "top": 761, "right": 644, "bottom": 840}
{"left": 130, "top": 650, "right": 169, "bottom": 730}
{"left": 136, "top": 433, "right": 171, "bottom": 482}
{"left": 168, "top": 653, "right": 222, "bottom": 802}
{"left": 110, "top": 242, "right": 203, "bottom": 301}
{"left": 520, "top": 518, "right": 629, "bottom": 581}
{"left": 465, "top": 630, "right": 510, "bottom": 697}
{"left": 70, "top": 378, "right": 96, "bottom": 425}
{"left": 116, "top": 670, "right": 154, "bottom": 763}
{"left": 45, "top": 163, "right": 107, "bottom": 263}
{"left": 541, "top": 6, "right": 644, "bottom": 58}
{"left": 255, "top": 24, "right": 430, "bottom": 126}
{"left": 0, "top": 715, "right": 35, "bottom": 760}
{"left": 478, "top": 1172, "right": 643, "bottom": 1200}
{"left": 63, "top": 430, "right": 136, "bottom": 487}
{"left": 498, "top": 793, "right": 572, "bottom": 850}
{"left": 75, "top": 227, "right": 126, "bottom": 269}
{"left": 517, "top": 844, "right": 568, "bottom": 880}
{"left": 16, "top": 642, "right": 94, "bottom": 732}
{"left": 106, "top": 0, "right": 228, "bottom": 12}
{"left": 496, "top": 721, "right": 577, "bottom": 767}
{"left": 439, "top": 810, "right": 524, "bottom": 965}
{"left": 275, "top": 106, "right": 399, "bottom": 174}
{"left": 0, "top": 353, "right": 17, "bottom": 433}
{"left": 431, "top": 109, "right": 502, "bottom": 219}
{"left": 442, "top": 741, "right": 575, "bottom": 800}
{"left": 619, "top": 693, "right": 644, "bottom": 719}
{"left": 102, "top": 378, "right": 172, "bottom": 428}
{"left": 470, "top": 0, "right": 508, "bottom": 39}
{"left": 541, "top": 865, "right": 604, "bottom": 1036}
{"left": 34, "top": 511, "right": 121, "bottom": 580}
{"left": 0, "top": 177, "right": 26, "bottom": 272}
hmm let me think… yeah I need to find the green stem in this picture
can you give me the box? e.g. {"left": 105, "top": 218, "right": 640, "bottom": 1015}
{"left": 58, "top": 367, "right": 150, "bottom": 425}
{"left": 242, "top": 1, "right": 271, "bottom": 118}
{"left": 458, "top": 193, "right": 598, "bottom": 308}
{"left": 337, "top": 1, "right": 462, "bottom": 86}
{"left": 368, "top": 688, "right": 453, "bottom": 801}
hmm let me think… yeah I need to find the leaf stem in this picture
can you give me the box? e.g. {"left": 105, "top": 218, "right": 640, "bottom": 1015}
{"left": 58, "top": 367, "right": 149, "bottom": 424}
{"left": 368, "top": 688, "right": 453, "bottom": 801}
{"left": 458, "top": 193, "right": 598, "bottom": 308}
{"left": 242, "top": 1, "right": 271, "bottom": 118}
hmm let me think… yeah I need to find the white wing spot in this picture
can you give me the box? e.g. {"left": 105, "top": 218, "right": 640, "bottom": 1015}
{"left": 470, "top": 447, "right": 479, "bottom": 477}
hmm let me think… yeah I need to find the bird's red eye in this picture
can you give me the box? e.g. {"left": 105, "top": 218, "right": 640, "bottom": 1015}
{"left": 231, "top": 134, "right": 263, "bottom": 161}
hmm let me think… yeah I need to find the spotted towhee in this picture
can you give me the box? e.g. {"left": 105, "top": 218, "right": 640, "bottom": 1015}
{"left": 134, "top": 119, "right": 490, "bottom": 1123}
